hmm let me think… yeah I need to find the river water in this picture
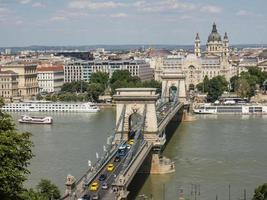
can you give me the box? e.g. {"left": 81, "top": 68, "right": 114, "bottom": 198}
{"left": 11, "top": 110, "right": 267, "bottom": 200}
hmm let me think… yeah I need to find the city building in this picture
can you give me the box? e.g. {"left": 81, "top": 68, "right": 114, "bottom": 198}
{"left": 1, "top": 62, "right": 38, "bottom": 99}
{"left": 154, "top": 23, "right": 233, "bottom": 89}
{"left": 37, "top": 66, "right": 64, "bottom": 93}
{"left": 64, "top": 59, "right": 154, "bottom": 83}
{"left": 0, "top": 70, "right": 19, "bottom": 101}
{"left": 64, "top": 60, "right": 89, "bottom": 83}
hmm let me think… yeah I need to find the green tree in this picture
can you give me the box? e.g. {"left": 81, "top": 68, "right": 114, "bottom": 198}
{"left": 189, "top": 83, "right": 195, "bottom": 91}
{"left": 248, "top": 67, "right": 267, "bottom": 87}
{"left": 196, "top": 75, "right": 209, "bottom": 93}
{"left": 36, "top": 179, "right": 60, "bottom": 200}
{"left": 90, "top": 72, "right": 109, "bottom": 89}
{"left": 0, "top": 98, "right": 34, "bottom": 200}
{"left": 236, "top": 78, "right": 251, "bottom": 98}
{"left": 58, "top": 92, "right": 78, "bottom": 102}
{"left": 203, "top": 75, "right": 210, "bottom": 92}
{"left": 110, "top": 79, "right": 129, "bottom": 95}
{"left": 87, "top": 83, "right": 105, "bottom": 101}
{"left": 230, "top": 75, "right": 239, "bottom": 92}
{"left": 207, "top": 76, "right": 228, "bottom": 102}
{"left": 138, "top": 80, "right": 162, "bottom": 94}
{"left": 110, "top": 70, "right": 133, "bottom": 84}
{"left": 252, "top": 183, "right": 267, "bottom": 200}
{"left": 21, "top": 189, "right": 45, "bottom": 200}
{"left": 61, "top": 81, "right": 89, "bottom": 93}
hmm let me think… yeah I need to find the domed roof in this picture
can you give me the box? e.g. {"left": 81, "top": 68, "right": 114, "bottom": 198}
{"left": 207, "top": 23, "right": 221, "bottom": 42}
{"left": 147, "top": 49, "right": 172, "bottom": 57}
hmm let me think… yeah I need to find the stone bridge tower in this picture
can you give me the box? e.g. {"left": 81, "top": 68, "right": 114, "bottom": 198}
{"left": 161, "top": 71, "right": 187, "bottom": 103}
{"left": 113, "top": 88, "right": 159, "bottom": 144}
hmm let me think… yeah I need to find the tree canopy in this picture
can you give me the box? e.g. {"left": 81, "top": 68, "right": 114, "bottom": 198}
{"left": 229, "top": 67, "right": 267, "bottom": 98}
{"left": 90, "top": 71, "right": 109, "bottom": 89}
{"left": 0, "top": 98, "right": 61, "bottom": 200}
{"left": 252, "top": 183, "right": 267, "bottom": 200}
{"left": 196, "top": 75, "right": 228, "bottom": 102}
{"left": 0, "top": 98, "right": 34, "bottom": 200}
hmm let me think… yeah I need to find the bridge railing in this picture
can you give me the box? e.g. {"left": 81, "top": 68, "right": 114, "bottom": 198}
{"left": 72, "top": 145, "right": 119, "bottom": 198}
{"left": 121, "top": 140, "right": 148, "bottom": 177}
{"left": 157, "top": 102, "right": 180, "bottom": 125}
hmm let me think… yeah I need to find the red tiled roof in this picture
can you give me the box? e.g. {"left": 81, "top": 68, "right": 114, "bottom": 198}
{"left": 37, "top": 66, "right": 64, "bottom": 72}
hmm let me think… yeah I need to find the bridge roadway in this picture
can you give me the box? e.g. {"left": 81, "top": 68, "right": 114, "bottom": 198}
{"left": 75, "top": 143, "right": 129, "bottom": 199}
{"left": 73, "top": 102, "right": 184, "bottom": 200}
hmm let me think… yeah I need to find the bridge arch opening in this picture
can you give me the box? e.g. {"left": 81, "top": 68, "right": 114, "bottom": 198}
{"left": 169, "top": 85, "right": 177, "bottom": 102}
{"left": 128, "top": 112, "right": 142, "bottom": 139}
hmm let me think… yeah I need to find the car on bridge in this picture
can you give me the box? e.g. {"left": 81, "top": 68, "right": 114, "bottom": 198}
{"left": 107, "top": 163, "right": 114, "bottom": 172}
{"left": 128, "top": 139, "right": 134, "bottom": 145}
{"left": 101, "top": 182, "right": 108, "bottom": 190}
{"left": 118, "top": 144, "right": 127, "bottom": 156}
{"left": 78, "top": 194, "right": 90, "bottom": 200}
{"left": 92, "top": 193, "right": 99, "bottom": 200}
{"left": 98, "top": 174, "right": 107, "bottom": 181}
{"left": 114, "top": 156, "right": 121, "bottom": 162}
{"left": 89, "top": 181, "right": 99, "bottom": 191}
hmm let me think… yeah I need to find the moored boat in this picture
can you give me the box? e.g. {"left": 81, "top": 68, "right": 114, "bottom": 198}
{"left": 193, "top": 104, "right": 267, "bottom": 114}
{"left": 1, "top": 101, "right": 100, "bottom": 113}
{"left": 18, "top": 115, "right": 53, "bottom": 124}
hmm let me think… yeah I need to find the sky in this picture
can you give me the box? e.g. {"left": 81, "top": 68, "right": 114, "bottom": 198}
{"left": 0, "top": 0, "right": 266, "bottom": 47}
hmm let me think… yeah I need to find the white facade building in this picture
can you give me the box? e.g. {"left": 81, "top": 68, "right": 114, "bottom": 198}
{"left": 64, "top": 59, "right": 154, "bottom": 82}
{"left": 37, "top": 66, "right": 64, "bottom": 93}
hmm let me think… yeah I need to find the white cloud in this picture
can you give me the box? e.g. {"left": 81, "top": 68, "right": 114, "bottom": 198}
{"left": 110, "top": 13, "right": 127, "bottom": 18}
{"left": 236, "top": 10, "right": 262, "bottom": 17}
{"left": 0, "top": 7, "right": 8, "bottom": 13}
{"left": 50, "top": 16, "right": 66, "bottom": 21}
{"left": 15, "top": 20, "right": 23, "bottom": 25}
{"left": 68, "top": 0, "right": 124, "bottom": 10}
{"left": 18, "top": 0, "right": 32, "bottom": 4}
{"left": 236, "top": 10, "right": 249, "bottom": 16}
{"left": 200, "top": 5, "right": 222, "bottom": 14}
{"left": 32, "top": 2, "right": 46, "bottom": 8}
{"left": 136, "top": 0, "right": 196, "bottom": 12}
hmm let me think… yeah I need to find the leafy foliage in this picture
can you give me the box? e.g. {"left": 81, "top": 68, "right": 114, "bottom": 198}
{"left": 229, "top": 67, "right": 267, "bottom": 98}
{"left": 36, "top": 179, "right": 61, "bottom": 200}
{"left": 22, "top": 179, "right": 60, "bottom": 200}
{"left": 90, "top": 71, "right": 109, "bottom": 89}
{"left": 252, "top": 183, "right": 267, "bottom": 200}
{"left": 196, "top": 75, "right": 228, "bottom": 102}
{"left": 207, "top": 76, "right": 228, "bottom": 102}
{"left": 61, "top": 81, "right": 89, "bottom": 93}
{"left": 109, "top": 70, "right": 161, "bottom": 95}
{"left": 87, "top": 83, "right": 105, "bottom": 101}
{"left": 0, "top": 98, "right": 34, "bottom": 200}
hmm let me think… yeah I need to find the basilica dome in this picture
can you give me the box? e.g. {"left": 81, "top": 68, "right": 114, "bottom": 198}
{"left": 207, "top": 23, "right": 222, "bottom": 42}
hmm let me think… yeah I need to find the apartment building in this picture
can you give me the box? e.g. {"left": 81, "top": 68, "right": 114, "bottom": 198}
{"left": 0, "top": 70, "right": 19, "bottom": 101}
{"left": 64, "top": 59, "right": 153, "bottom": 83}
{"left": 1, "top": 62, "right": 38, "bottom": 99}
{"left": 37, "top": 66, "right": 64, "bottom": 93}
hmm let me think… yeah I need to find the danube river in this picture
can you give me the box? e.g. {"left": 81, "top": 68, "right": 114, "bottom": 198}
{"left": 11, "top": 110, "right": 267, "bottom": 200}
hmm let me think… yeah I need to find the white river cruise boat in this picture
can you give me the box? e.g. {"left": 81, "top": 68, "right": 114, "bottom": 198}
{"left": 18, "top": 115, "right": 53, "bottom": 124}
{"left": 1, "top": 101, "right": 100, "bottom": 113}
{"left": 193, "top": 104, "right": 267, "bottom": 114}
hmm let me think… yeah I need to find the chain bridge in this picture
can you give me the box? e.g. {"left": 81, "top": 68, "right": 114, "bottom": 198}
{"left": 61, "top": 70, "right": 188, "bottom": 200}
